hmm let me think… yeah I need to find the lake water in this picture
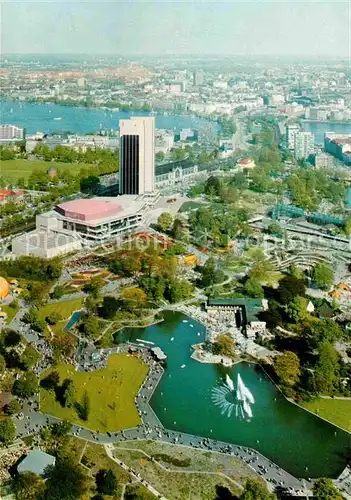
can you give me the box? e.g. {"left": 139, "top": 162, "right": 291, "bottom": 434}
{"left": 116, "top": 311, "right": 351, "bottom": 479}
{"left": 0, "top": 99, "right": 213, "bottom": 135}
{"left": 302, "top": 121, "right": 351, "bottom": 145}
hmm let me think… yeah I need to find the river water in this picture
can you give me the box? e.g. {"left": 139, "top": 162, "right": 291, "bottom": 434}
{"left": 0, "top": 99, "right": 213, "bottom": 135}
{"left": 116, "top": 311, "right": 351, "bottom": 479}
{"left": 302, "top": 121, "right": 351, "bottom": 145}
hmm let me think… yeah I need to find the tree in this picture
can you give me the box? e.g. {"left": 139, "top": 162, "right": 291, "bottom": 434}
{"left": 157, "top": 212, "right": 173, "bottom": 232}
{"left": 243, "top": 278, "right": 264, "bottom": 298}
{"left": 266, "top": 222, "right": 283, "bottom": 237}
{"left": 172, "top": 217, "right": 188, "bottom": 242}
{"left": 0, "top": 418, "right": 16, "bottom": 444}
{"left": 51, "top": 335, "right": 76, "bottom": 359}
{"left": 4, "top": 399, "right": 21, "bottom": 415}
{"left": 99, "top": 296, "right": 120, "bottom": 319}
{"left": 302, "top": 319, "right": 344, "bottom": 349}
{"left": 205, "top": 176, "right": 221, "bottom": 196}
{"left": 96, "top": 468, "right": 118, "bottom": 496}
{"left": 81, "top": 315, "right": 100, "bottom": 339}
{"left": 44, "top": 457, "right": 89, "bottom": 500}
{"left": 20, "top": 345, "right": 41, "bottom": 370}
{"left": 84, "top": 275, "right": 105, "bottom": 298}
{"left": 62, "top": 379, "right": 75, "bottom": 407}
{"left": 285, "top": 296, "right": 309, "bottom": 323}
{"left": 166, "top": 279, "right": 193, "bottom": 303}
{"left": 12, "top": 372, "right": 39, "bottom": 399}
{"left": 121, "top": 287, "right": 148, "bottom": 310}
{"left": 26, "top": 281, "right": 48, "bottom": 305}
{"left": 240, "top": 478, "right": 276, "bottom": 500}
{"left": 0, "top": 354, "right": 6, "bottom": 374}
{"left": 214, "top": 334, "right": 236, "bottom": 359}
{"left": 12, "top": 471, "right": 45, "bottom": 500}
{"left": 312, "top": 342, "right": 339, "bottom": 394}
{"left": 46, "top": 312, "right": 62, "bottom": 325}
{"left": 2, "top": 329, "right": 21, "bottom": 347}
{"left": 274, "top": 351, "right": 301, "bottom": 387}
{"left": 344, "top": 218, "right": 351, "bottom": 236}
{"left": 249, "top": 259, "right": 275, "bottom": 283}
{"left": 277, "top": 275, "right": 306, "bottom": 304}
{"left": 41, "top": 370, "right": 60, "bottom": 390}
{"left": 312, "top": 478, "right": 343, "bottom": 499}
{"left": 200, "top": 258, "right": 225, "bottom": 288}
{"left": 51, "top": 285, "right": 65, "bottom": 300}
{"left": 155, "top": 151, "right": 165, "bottom": 161}
{"left": 312, "top": 263, "right": 334, "bottom": 291}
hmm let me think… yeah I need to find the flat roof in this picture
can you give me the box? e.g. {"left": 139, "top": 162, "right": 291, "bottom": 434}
{"left": 54, "top": 196, "right": 147, "bottom": 226}
{"left": 56, "top": 199, "right": 122, "bottom": 221}
{"left": 14, "top": 230, "right": 80, "bottom": 250}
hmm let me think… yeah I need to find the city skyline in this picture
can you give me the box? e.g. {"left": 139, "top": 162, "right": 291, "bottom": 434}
{"left": 2, "top": 1, "right": 349, "bottom": 57}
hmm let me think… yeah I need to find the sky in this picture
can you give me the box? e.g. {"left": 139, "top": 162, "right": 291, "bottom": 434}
{"left": 1, "top": 0, "right": 350, "bottom": 57}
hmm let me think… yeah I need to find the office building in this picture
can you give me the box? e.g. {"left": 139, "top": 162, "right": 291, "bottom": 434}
{"left": 294, "top": 131, "right": 314, "bottom": 159}
{"left": 119, "top": 117, "right": 155, "bottom": 195}
{"left": 0, "top": 124, "right": 24, "bottom": 142}
{"left": 286, "top": 124, "right": 300, "bottom": 150}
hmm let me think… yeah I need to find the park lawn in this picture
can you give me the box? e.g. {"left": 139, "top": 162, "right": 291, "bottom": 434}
{"left": 38, "top": 298, "right": 83, "bottom": 338}
{"left": 0, "top": 159, "right": 94, "bottom": 183}
{"left": 40, "top": 353, "right": 148, "bottom": 432}
{"left": 113, "top": 447, "right": 242, "bottom": 500}
{"left": 300, "top": 398, "right": 351, "bottom": 432}
{"left": 81, "top": 442, "right": 131, "bottom": 498}
{"left": 1, "top": 303, "right": 19, "bottom": 324}
{"left": 38, "top": 298, "right": 83, "bottom": 322}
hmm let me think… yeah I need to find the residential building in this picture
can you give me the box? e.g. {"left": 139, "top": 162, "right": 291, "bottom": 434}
{"left": 324, "top": 133, "right": 351, "bottom": 165}
{"left": 119, "top": 116, "right": 155, "bottom": 195}
{"left": 0, "top": 124, "right": 24, "bottom": 142}
{"left": 294, "top": 131, "right": 314, "bottom": 159}
{"left": 286, "top": 124, "right": 300, "bottom": 150}
{"left": 314, "top": 152, "right": 334, "bottom": 169}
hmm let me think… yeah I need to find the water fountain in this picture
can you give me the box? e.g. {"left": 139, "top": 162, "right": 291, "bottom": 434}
{"left": 212, "top": 373, "right": 255, "bottom": 419}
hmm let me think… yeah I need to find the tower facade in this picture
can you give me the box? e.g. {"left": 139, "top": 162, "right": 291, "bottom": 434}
{"left": 119, "top": 117, "right": 155, "bottom": 195}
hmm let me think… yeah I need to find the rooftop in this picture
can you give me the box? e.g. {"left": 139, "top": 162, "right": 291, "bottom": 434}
{"left": 56, "top": 199, "right": 122, "bottom": 221}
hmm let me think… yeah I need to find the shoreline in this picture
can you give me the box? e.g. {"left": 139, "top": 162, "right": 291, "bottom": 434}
{"left": 301, "top": 119, "right": 351, "bottom": 125}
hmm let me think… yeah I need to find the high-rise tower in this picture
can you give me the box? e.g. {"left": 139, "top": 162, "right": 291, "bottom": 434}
{"left": 119, "top": 117, "right": 155, "bottom": 195}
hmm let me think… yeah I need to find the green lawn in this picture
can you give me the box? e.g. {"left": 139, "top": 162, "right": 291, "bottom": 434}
{"left": 38, "top": 298, "right": 83, "bottom": 321}
{"left": 300, "top": 398, "right": 351, "bottom": 432}
{"left": 40, "top": 353, "right": 148, "bottom": 432}
{"left": 0, "top": 303, "right": 19, "bottom": 324}
{"left": 0, "top": 159, "right": 94, "bottom": 183}
{"left": 38, "top": 298, "right": 83, "bottom": 337}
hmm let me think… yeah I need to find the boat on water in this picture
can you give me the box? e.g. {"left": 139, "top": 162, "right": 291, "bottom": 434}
{"left": 53, "top": 117, "right": 62, "bottom": 121}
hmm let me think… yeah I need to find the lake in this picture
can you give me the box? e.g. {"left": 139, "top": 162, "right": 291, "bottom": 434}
{"left": 302, "top": 121, "right": 351, "bottom": 145}
{"left": 116, "top": 311, "right": 351, "bottom": 479}
{"left": 0, "top": 99, "right": 214, "bottom": 135}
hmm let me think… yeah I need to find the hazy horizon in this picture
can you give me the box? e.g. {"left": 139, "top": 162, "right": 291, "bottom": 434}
{"left": 2, "top": 1, "right": 350, "bottom": 57}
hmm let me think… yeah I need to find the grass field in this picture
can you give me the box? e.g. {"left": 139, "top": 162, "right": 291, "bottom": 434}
{"left": 40, "top": 353, "right": 148, "bottom": 432}
{"left": 0, "top": 303, "right": 19, "bottom": 324}
{"left": 113, "top": 440, "right": 255, "bottom": 499}
{"left": 300, "top": 398, "right": 351, "bottom": 432}
{"left": 0, "top": 159, "right": 94, "bottom": 183}
{"left": 38, "top": 298, "right": 83, "bottom": 337}
{"left": 38, "top": 298, "right": 83, "bottom": 321}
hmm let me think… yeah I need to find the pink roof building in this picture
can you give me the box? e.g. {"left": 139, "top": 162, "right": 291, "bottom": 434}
{"left": 55, "top": 199, "right": 122, "bottom": 222}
